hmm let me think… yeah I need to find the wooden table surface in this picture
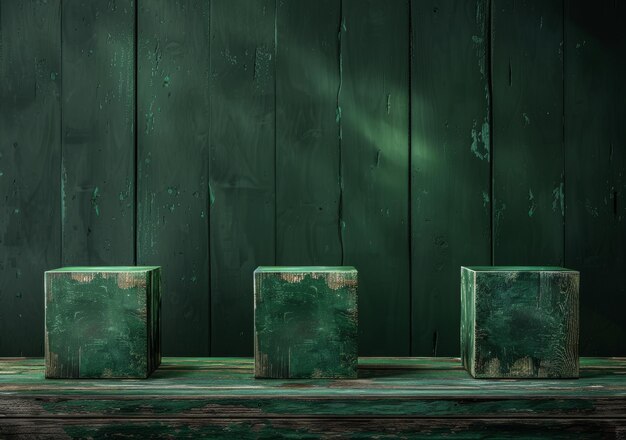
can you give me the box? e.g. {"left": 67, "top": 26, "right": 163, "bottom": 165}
{"left": 1, "top": 357, "right": 625, "bottom": 438}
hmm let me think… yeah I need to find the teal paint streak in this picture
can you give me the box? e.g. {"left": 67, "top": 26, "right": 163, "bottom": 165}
{"left": 90, "top": 186, "right": 100, "bottom": 216}
{"left": 255, "top": 269, "right": 358, "bottom": 379}
{"left": 552, "top": 180, "right": 565, "bottom": 216}
{"left": 470, "top": 118, "right": 490, "bottom": 161}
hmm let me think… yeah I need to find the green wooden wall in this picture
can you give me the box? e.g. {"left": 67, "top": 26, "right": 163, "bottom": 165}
{"left": 1, "top": 0, "right": 624, "bottom": 357}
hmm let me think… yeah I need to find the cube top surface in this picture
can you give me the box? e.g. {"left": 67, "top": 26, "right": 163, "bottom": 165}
{"left": 46, "top": 266, "right": 160, "bottom": 274}
{"left": 255, "top": 266, "right": 357, "bottom": 273}
{"left": 462, "top": 266, "right": 576, "bottom": 273}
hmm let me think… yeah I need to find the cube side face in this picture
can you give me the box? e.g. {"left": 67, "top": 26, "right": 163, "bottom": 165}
{"left": 146, "top": 268, "right": 162, "bottom": 376}
{"left": 254, "top": 269, "right": 358, "bottom": 379}
{"left": 460, "top": 267, "right": 476, "bottom": 377}
{"left": 473, "top": 270, "right": 579, "bottom": 378}
{"left": 45, "top": 270, "right": 149, "bottom": 379}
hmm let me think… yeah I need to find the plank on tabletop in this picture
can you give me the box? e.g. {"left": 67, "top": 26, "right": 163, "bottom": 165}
{"left": 492, "top": 0, "right": 565, "bottom": 266}
{"left": 411, "top": 0, "right": 492, "bottom": 356}
{"left": 209, "top": 0, "right": 276, "bottom": 356}
{"left": 341, "top": 0, "right": 410, "bottom": 356}
{"left": 564, "top": 0, "right": 626, "bottom": 356}
{"left": 137, "top": 0, "right": 211, "bottom": 356}
{"left": 61, "top": 0, "right": 135, "bottom": 266}
{"left": 0, "top": 0, "right": 61, "bottom": 356}
{"left": 275, "top": 0, "right": 342, "bottom": 266}
{"left": 0, "top": 416, "right": 625, "bottom": 439}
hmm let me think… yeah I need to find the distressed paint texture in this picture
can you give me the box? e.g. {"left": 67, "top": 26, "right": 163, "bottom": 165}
{"left": 410, "top": 0, "right": 492, "bottom": 357}
{"left": 275, "top": 0, "right": 343, "bottom": 267}
{"left": 564, "top": 0, "right": 626, "bottom": 356}
{"left": 341, "top": 0, "right": 410, "bottom": 356}
{"left": 1, "top": 357, "right": 626, "bottom": 438}
{"left": 461, "top": 267, "right": 579, "bottom": 379}
{"left": 45, "top": 267, "right": 161, "bottom": 379}
{"left": 209, "top": 0, "right": 276, "bottom": 356}
{"left": 61, "top": 0, "right": 135, "bottom": 266}
{"left": 137, "top": 0, "right": 210, "bottom": 356}
{"left": 1, "top": 0, "right": 626, "bottom": 360}
{"left": 492, "top": 0, "right": 565, "bottom": 265}
{"left": 254, "top": 267, "right": 358, "bottom": 379}
{"left": 0, "top": 0, "right": 61, "bottom": 356}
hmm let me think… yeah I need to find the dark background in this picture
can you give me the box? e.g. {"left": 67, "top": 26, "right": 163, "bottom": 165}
{"left": 1, "top": 0, "right": 624, "bottom": 357}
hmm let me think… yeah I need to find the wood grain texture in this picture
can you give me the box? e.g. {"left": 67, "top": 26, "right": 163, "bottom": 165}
{"left": 275, "top": 0, "right": 342, "bottom": 266}
{"left": 564, "top": 0, "right": 626, "bottom": 356}
{"left": 137, "top": 0, "right": 211, "bottom": 356}
{"left": 0, "top": 0, "right": 61, "bottom": 356}
{"left": 411, "top": 0, "right": 492, "bottom": 356}
{"left": 1, "top": 357, "right": 625, "bottom": 438}
{"left": 254, "top": 267, "right": 358, "bottom": 379}
{"left": 462, "top": 267, "right": 579, "bottom": 378}
{"left": 1, "top": 418, "right": 625, "bottom": 439}
{"left": 492, "top": 0, "right": 565, "bottom": 265}
{"left": 61, "top": 0, "right": 135, "bottom": 266}
{"left": 341, "top": 0, "right": 410, "bottom": 356}
{"left": 44, "top": 267, "right": 161, "bottom": 379}
{"left": 209, "top": 0, "right": 276, "bottom": 357}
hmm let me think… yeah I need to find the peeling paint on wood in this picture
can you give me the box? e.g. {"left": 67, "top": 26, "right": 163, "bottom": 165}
{"left": 492, "top": 0, "right": 565, "bottom": 265}
{"left": 45, "top": 267, "right": 161, "bottom": 379}
{"left": 1, "top": 357, "right": 625, "bottom": 438}
{"left": 411, "top": 0, "right": 492, "bottom": 357}
{"left": 461, "top": 266, "right": 579, "bottom": 379}
{"left": 254, "top": 267, "right": 358, "bottom": 379}
{"left": 61, "top": 0, "right": 135, "bottom": 266}
{"left": 136, "top": 0, "right": 210, "bottom": 357}
{"left": 0, "top": 0, "right": 61, "bottom": 356}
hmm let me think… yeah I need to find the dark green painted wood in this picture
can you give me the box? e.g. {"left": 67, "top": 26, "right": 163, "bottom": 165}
{"left": 1, "top": 357, "right": 625, "bottom": 438}
{"left": 492, "top": 0, "right": 565, "bottom": 265}
{"left": 0, "top": 0, "right": 61, "bottom": 356}
{"left": 61, "top": 0, "right": 135, "bottom": 266}
{"left": 564, "top": 1, "right": 626, "bottom": 356}
{"left": 254, "top": 267, "right": 358, "bottom": 379}
{"left": 44, "top": 267, "right": 161, "bottom": 379}
{"left": 275, "top": 0, "right": 342, "bottom": 266}
{"left": 461, "top": 267, "right": 579, "bottom": 378}
{"left": 411, "top": 0, "right": 492, "bottom": 356}
{"left": 341, "top": 0, "right": 410, "bottom": 356}
{"left": 209, "top": 0, "right": 276, "bottom": 357}
{"left": 2, "top": 418, "right": 625, "bottom": 439}
{"left": 137, "top": 0, "right": 211, "bottom": 356}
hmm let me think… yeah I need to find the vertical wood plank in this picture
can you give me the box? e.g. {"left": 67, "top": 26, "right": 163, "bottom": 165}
{"left": 0, "top": 0, "right": 61, "bottom": 355}
{"left": 565, "top": 0, "right": 626, "bottom": 355}
{"left": 275, "top": 0, "right": 342, "bottom": 266}
{"left": 137, "top": 0, "right": 211, "bottom": 356}
{"left": 341, "top": 0, "right": 410, "bottom": 355}
{"left": 411, "top": 0, "right": 492, "bottom": 356}
{"left": 492, "top": 0, "right": 564, "bottom": 265}
{"left": 209, "top": 0, "right": 276, "bottom": 356}
{"left": 61, "top": 0, "right": 135, "bottom": 265}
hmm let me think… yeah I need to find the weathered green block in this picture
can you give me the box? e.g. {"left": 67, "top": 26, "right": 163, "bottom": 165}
{"left": 254, "top": 267, "right": 358, "bottom": 379}
{"left": 461, "top": 266, "right": 579, "bottom": 379}
{"left": 45, "top": 267, "right": 161, "bottom": 379}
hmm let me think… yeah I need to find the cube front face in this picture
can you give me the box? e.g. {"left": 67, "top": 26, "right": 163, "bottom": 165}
{"left": 254, "top": 267, "right": 358, "bottom": 379}
{"left": 45, "top": 267, "right": 161, "bottom": 379}
{"left": 461, "top": 267, "right": 579, "bottom": 379}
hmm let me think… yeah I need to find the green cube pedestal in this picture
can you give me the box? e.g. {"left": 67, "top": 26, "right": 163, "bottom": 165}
{"left": 254, "top": 266, "right": 358, "bottom": 379}
{"left": 45, "top": 267, "right": 161, "bottom": 379}
{"left": 461, "top": 266, "right": 579, "bottom": 379}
